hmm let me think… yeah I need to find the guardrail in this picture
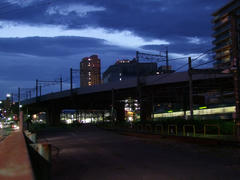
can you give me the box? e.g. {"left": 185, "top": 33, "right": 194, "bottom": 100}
{"left": 145, "top": 124, "right": 152, "bottom": 133}
{"left": 98, "top": 122, "right": 238, "bottom": 141}
{"left": 168, "top": 124, "right": 178, "bottom": 136}
{"left": 154, "top": 124, "right": 163, "bottom": 135}
{"left": 204, "top": 124, "right": 220, "bottom": 136}
{"left": 183, "top": 125, "right": 196, "bottom": 137}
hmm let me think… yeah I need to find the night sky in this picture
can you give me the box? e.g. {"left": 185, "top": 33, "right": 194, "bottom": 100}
{"left": 0, "top": 0, "right": 230, "bottom": 99}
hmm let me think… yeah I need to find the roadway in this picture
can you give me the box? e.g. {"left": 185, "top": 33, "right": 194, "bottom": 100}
{"left": 38, "top": 126, "right": 240, "bottom": 180}
{"left": 0, "top": 129, "right": 7, "bottom": 142}
{"left": 0, "top": 128, "right": 13, "bottom": 143}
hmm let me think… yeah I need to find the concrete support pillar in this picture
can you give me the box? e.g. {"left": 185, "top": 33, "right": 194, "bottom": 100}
{"left": 115, "top": 102, "right": 125, "bottom": 122}
{"left": 102, "top": 111, "right": 105, "bottom": 122}
{"left": 47, "top": 105, "right": 61, "bottom": 125}
{"left": 19, "top": 111, "right": 23, "bottom": 132}
{"left": 140, "top": 99, "right": 153, "bottom": 122}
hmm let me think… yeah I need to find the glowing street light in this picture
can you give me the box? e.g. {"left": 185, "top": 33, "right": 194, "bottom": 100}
{"left": 6, "top": 93, "right": 11, "bottom": 98}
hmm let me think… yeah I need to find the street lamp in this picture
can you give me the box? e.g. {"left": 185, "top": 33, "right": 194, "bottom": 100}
{"left": 6, "top": 93, "right": 11, "bottom": 98}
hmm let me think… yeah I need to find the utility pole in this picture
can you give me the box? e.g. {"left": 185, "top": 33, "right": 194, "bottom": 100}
{"left": 18, "top": 88, "right": 20, "bottom": 118}
{"left": 70, "top": 68, "right": 73, "bottom": 91}
{"left": 231, "top": 12, "right": 240, "bottom": 137}
{"left": 36, "top": 79, "right": 38, "bottom": 97}
{"left": 136, "top": 50, "right": 171, "bottom": 121}
{"left": 39, "top": 85, "right": 42, "bottom": 97}
{"left": 79, "top": 64, "right": 81, "bottom": 88}
{"left": 26, "top": 92, "right": 28, "bottom": 99}
{"left": 188, "top": 57, "right": 193, "bottom": 120}
{"left": 136, "top": 51, "right": 140, "bottom": 88}
{"left": 111, "top": 89, "right": 115, "bottom": 122}
{"left": 136, "top": 51, "right": 142, "bottom": 121}
{"left": 60, "top": 76, "right": 63, "bottom": 92}
{"left": 166, "top": 47, "right": 169, "bottom": 72}
{"left": 11, "top": 93, "right": 13, "bottom": 104}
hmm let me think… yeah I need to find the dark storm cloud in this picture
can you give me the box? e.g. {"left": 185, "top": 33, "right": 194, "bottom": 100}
{"left": 0, "top": 36, "right": 106, "bottom": 57}
{"left": 0, "top": 0, "right": 230, "bottom": 40}
{"left": 0, "top": 36, "right": 135, "bottom": 57}
{"left": 82, "top": 0, "right": 230, "bottom": 39}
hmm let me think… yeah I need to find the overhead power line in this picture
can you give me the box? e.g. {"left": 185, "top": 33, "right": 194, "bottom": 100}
{"left": 146, "top": 49, "right": 214, "bottom": 84}
{"left": 193, "top": 59, "right": 216, "bottom": 69}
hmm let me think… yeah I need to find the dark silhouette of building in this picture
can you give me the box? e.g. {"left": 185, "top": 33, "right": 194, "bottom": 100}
{"left": 212, "top": 0, "right": 240, "bottom": 69}
{"left": 157, "top": 65, "right": 175, "bottom": 74}
{"left": 80, "top": 55, "right": 101, "bottom": 87}
{"left": 103, "top": 59, "right": 157, "bottom": 83}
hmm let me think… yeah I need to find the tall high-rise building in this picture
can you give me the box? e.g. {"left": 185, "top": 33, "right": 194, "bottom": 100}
{"left": 212, "top": 0, "right": 240, "bottom": 69}
{"left": 80, "top": 55, "right": 101, "bottom": 87}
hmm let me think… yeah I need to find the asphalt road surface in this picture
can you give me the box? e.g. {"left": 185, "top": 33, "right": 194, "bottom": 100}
{"left": 0, "top": 129, "right": 7, "bottom": 142}
{"left": 0, "top": 128, "right": 14, "bottom": 143}
{"left": 38, "top": 126, "right": 240, "bottom": 180}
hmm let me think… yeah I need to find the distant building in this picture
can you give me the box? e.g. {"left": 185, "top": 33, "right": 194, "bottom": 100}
{"left": 157, "top": 66, "right": 175, "bottom": 74}
{"left": 212, "top": 0, "right": 240, "bottom": 69}
{"left": 80, "top": 55, "right": 101, "bottom": 87}
{"left": 103, "top": 59, "right": 157, "bottom": 83}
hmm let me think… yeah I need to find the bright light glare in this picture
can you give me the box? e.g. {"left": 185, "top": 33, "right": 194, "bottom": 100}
{"left": 154, "top": 106, "right": 235, "bottom": 118}
{"left": 82, "top": 118, "right": 92, "bottom": 124}
{"left": 66, "top": 119, "right": 72, "bottom": 124}
{"left": 12, "top": 124, "right": 20, "bottom": 130}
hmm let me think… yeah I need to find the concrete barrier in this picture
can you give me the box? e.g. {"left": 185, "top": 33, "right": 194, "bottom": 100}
{"left": 24, "top": 131, "right": 51, "bottom": 180}
{"left": 25, "top": 131, "right": 37, "bottom": 144}
{"left": 0, "top": 132, "right": 35, "bottom": 180}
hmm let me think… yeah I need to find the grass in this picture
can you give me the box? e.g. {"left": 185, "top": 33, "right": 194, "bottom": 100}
{"left": 28, "top": 122, "right": 83, "bottom": 133}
